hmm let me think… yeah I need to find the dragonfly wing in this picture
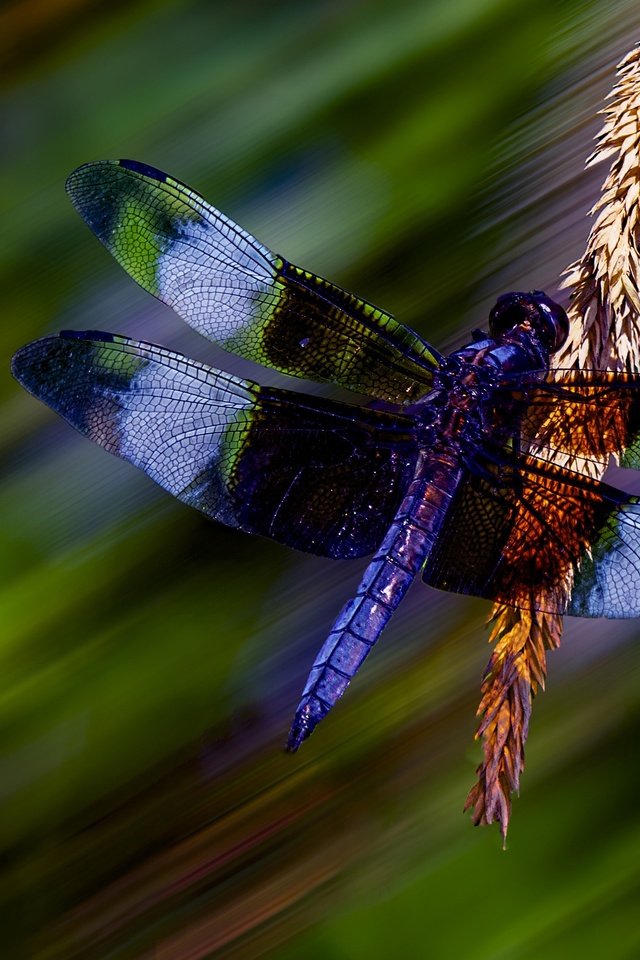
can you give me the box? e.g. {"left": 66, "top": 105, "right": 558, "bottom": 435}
{"left": 66, "top": 159, "right": 440, "bottom": 404}
{"left": 422, "top": 458, "right": 640, "bottom": 618}
{"left": 12, "top": 332, "right": 419, "bottom": 560}
{"left": 498, "top": 368, "right": 640, "bottom": 472}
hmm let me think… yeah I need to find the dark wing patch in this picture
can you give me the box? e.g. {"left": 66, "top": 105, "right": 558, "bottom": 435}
{"left": 423, "top": 458, "right": 640, "bottom": 618}
{"left": 497, "top": 368, "right": 640, "bottom": 472}
{"left": 65, "top": 160, "right": 440, "bottom": 404}
{"left": 12, "top": 332, "right": 419, "bottom": 559}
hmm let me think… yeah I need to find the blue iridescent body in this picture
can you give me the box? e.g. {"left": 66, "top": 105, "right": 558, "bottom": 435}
{"left": 288, "top": 317, "right": 565, "bottom": 746}
{"left": 12, "top": 161, "right": 640, "bottom": 750}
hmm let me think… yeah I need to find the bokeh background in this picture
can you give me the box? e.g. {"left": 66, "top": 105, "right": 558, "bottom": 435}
{"left": 2, "top": 1, "right": 640, "bottom": 957}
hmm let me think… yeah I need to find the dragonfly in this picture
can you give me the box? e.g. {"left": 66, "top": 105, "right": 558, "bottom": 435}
{"left": 12, "top": 159, "right": 640, "bottom": 751}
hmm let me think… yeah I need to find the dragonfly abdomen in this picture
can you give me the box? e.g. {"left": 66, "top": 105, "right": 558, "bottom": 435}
{"left": 286, "top": 453, "right": 463, "bottom": 751}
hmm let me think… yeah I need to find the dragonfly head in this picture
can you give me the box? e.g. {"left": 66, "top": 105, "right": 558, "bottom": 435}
{"left": 488, "top": 291, "right": 569, "bottom": 354}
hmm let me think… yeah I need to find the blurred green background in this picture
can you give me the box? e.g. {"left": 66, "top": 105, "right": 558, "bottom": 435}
{"left": 2, "top": 1, "right": 640, "bottom": 957}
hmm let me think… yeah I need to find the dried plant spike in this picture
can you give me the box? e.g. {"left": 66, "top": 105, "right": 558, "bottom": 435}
{"left": 464, "top": 607, "right": 562, "bottom": 841}
{"left": 467, "top": 42, "right": 640, "bottom": 839}
{"left": 561, "top": 43, "right": 640, "bottom": 373}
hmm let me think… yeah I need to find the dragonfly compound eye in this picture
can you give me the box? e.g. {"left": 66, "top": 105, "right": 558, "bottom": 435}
{"left": 489, "top": 291, "right": 569, "bottom": 353}
{"left": 528, "top": 291, "right": 570, "bottom": 352}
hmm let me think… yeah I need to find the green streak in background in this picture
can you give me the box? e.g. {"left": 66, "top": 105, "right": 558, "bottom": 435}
{"left": 2, "top": 0, "right": 640, "bottom": 957}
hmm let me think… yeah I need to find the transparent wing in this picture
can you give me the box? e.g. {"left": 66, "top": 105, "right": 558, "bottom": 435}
{"left": 12, "top": 331, "right": 419, "bottom": 559}
{"left": 65, "top": 159, "right": 440, "bottom": 404}
{"left": 497, "top": 367, "right": 640, "bottom": 472}
{"left": 423, "top": 456, "right": 640, "bottom": 618}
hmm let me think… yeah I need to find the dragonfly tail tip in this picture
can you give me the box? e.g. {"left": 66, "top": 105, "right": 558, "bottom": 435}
{"left": 285, "top": 696, "right": 328, "bottom": 752}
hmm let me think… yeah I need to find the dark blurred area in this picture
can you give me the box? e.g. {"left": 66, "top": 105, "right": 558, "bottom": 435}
{"left": 2, "top": 1, "right": 640, "bottom": 957}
